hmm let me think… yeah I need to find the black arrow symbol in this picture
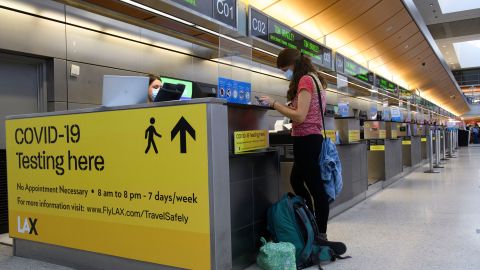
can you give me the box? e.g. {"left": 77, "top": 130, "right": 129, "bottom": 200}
{"left": 171, "top": 116, "right": 196, "bottom": 153}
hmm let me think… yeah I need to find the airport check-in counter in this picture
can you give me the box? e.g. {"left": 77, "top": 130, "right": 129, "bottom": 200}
{"left": 270, "top": 117, "right": 368, "bottom": 218}
{"left": 419, "top": 124, "right": 428, "bottom": 159}
{"left": 5, "top": 98, "right": 282, "bottom": 270}
{"left": 401, "top": 123, "right": 422, "bottom": 167}
{"left": 365, "top": 121, "right": 403, "bottom": 186}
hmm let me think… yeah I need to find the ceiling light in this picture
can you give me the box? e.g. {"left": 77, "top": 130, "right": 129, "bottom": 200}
{"left": 119, "top": 0, "right": 194, "bottom": 26}
{"left": 453, "top": 40, "right": 480, "bottom": 68}
{"left": 442, "top": 45, "right": 446, "bottom": 48}
{"left": 438, "top": 0, "right": 480, "bottom": 14}
{"left": 253, "top": 47, "right": 277, "bottom": 57}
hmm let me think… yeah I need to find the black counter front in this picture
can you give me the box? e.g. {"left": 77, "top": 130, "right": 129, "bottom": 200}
{"left": 270, "top": 133, "right": 368, "bottom": 217}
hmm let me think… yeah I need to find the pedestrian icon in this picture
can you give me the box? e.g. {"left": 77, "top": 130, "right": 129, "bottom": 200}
{"left": 145, "top": 117, "right": 162, "bottom": 154}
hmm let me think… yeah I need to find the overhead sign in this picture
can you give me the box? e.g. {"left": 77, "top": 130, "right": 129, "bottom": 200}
{"left": 171, "top": 0, "right": 237, "bottom": 29}
{"left": 234, "top": 130, "right": 269, "bottom": 154}
{"left": 375, "top": 75, "right": 397, "bottom": 95}
{"left": 399, "top": 86, "right": 412, "bottom": 100}
{"left": 6, "top": 104, "right": 211, "bottom": 269}
{"left": 249, "top": 7, "right": 332, "bottom": 69}
{"left": 338, "top": 54, "right": 374, "bottom": 85}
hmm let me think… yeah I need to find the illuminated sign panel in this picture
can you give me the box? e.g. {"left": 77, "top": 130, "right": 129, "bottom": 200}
{"left": 249, "top": 7, "right": 332, "bottom": 69}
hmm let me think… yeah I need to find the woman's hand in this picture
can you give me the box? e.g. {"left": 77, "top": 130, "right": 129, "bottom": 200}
{"left": 259, "top": 96, "right": 276, "bottom": 108}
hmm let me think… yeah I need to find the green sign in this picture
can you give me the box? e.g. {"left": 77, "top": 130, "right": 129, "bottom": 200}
{"left": 268, "top": 21, "right": 298, "bottom": 49}
{"left": 343, "top": 58, "right": 374, "bottom": 85}
{"left": 375, "top": 75, "right": 397, "bottom": 95}
{"left": 250, "top": 7, "right": 332, "bottom": 69}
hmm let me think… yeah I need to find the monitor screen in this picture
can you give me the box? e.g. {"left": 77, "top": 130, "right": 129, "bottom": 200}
{"left": 160, "top": 77, "right": 193, "bottom": 100}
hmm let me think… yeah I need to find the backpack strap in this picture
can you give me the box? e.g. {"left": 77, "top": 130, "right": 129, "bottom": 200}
{"left": 308, "top": 74, "right": 327, "bottom": 138}
{"left": 293, "top": 205, "right": 315, "bottom": 263}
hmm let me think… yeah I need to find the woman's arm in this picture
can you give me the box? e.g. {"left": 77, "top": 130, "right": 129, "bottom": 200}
{"left": 261, "top": 90, "right": 311, "bottom": 123}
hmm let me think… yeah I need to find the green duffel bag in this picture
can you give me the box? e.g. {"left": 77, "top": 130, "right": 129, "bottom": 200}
{"left": 256, "top": 237, "right": 296, "bottom": 270}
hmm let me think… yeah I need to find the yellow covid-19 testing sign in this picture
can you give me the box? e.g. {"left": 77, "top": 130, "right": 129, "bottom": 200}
{"left": 6, "top": 104, "right": 211, "bottom": 269}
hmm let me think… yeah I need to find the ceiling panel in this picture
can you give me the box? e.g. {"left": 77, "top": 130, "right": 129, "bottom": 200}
{"left": 250, "top": 0, "right": 469, "bottom": 115}
{"left": 329, "top": 0, "right": 404, "bottom": 47}
{"left": 262, "top": 0, "right": 339, "bottom": 28}
{"left": 295, "top": 0, "right": 382, "bottom": 37}
{"left": 78, "top": 0, "right": 469, "bottom": 115}
{"left": 337, "top": 10, "right": 412, "bottom": 52}
{"left": 355, "top": 23, "right": 419, "bottom": 60}
{"left": 372, "top": 40, "right": 431, "bottom": 71}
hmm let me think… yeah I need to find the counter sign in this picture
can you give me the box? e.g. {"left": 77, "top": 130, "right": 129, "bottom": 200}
{"left": 6, "top": 104, "right": 211, "bottom": 269}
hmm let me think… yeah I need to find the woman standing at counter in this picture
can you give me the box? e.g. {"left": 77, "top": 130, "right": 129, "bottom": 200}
{"left": 260, "top": 49, "right": 329, "bottom": 238}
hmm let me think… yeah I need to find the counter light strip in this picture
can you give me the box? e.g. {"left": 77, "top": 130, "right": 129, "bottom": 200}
{"left": 121, "top": 0, "right": 273, "bottom": 53}
{"left": 119, "top": 0, "right": 453, "bottom": 119}
{"left": 119, "top": 0, "right": 194, "bottom": 26}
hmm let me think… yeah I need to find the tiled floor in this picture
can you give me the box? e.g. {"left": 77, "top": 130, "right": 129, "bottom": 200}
{"left": 0, "top": 234, "right": 12, "bottom": 246}
{"left": 249, "top": 146, "right": 480, "bottom": 270}
{"left": 2, "top": 147, "right": 480, "bottom": 270}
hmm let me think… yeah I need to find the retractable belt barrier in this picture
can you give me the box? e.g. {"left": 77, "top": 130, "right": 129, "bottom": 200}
{"left": 425, "top": 128, "right": 439, "bottom": 174}
{"left": 433, "top": 129, "right": 444, "bottom": 169}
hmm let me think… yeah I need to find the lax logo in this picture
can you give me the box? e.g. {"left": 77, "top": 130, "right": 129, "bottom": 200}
{"left": 17, "top": 216, "right": 38, "bottom": 235}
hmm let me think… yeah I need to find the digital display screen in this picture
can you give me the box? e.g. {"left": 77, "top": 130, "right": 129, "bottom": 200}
{"left": 375, "top": 75, "right": 397, "bottom": 94}
{"left": 268, "top": 19, "right": 299, "bottom": 50}
{"left": 343, "top": 58, "right": 374, "bottom": 85}
{"left": 160, "top": 77, "right": 193, "bottom": 100}
{"left": 399, "top": 87, "right": 412, "bottom": 99}
{"left": 250, "top": 7, "right": 333, "bottom": 70}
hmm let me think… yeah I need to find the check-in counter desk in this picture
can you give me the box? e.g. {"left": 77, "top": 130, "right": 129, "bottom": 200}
{"left": 270, "top": 117, "right": 368, "bottom": 218}
{"left": 227, "top": 103, "right": 281, "bottom": 269}
{"left": 364, "top": 121, "right": 403, "bottom": 186}
{"left": 418, "top": 124, "right": 428, "bottom": 159}
{"left": 401, "top": 123, "right": 422, "bottom": 167}
{"left": 5, "top": 98, "right": 281, "bottom": 270}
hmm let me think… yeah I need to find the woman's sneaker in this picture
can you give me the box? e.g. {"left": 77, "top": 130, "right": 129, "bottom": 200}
{"left": 315, "top": 233, "right": 347, "bottom": 255}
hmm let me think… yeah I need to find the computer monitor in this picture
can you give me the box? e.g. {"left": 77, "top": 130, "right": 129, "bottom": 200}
{"left": 192, "top": 82, "right": 217, "bottom": 98}
{"left": 154, "top": 83, "right": 185, "bottom": 102}
{"left": 102, "top": 75, "right": 148, "bottom": 106}
{"left": 160, "top": 77, "right": 193, "bottom": 100}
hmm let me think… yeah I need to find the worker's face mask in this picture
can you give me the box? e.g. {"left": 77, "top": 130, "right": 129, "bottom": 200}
{"left": 151, "top": 87, "right": 160, "bottom": 100}
{"left": 284, "top": 69, "right": 293, "bottom": 81}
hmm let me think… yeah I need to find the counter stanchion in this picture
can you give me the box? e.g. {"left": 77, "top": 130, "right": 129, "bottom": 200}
{"left": 447, "top": 130, "right": 456, "bottom": 158}
{"left": 455, "top": 130, "right": 459, "bottom": 149}
{"left": 441, "top": 129, "right": 448, "bottom": 161}
{"left": 425, "top": 128, "right": 439, "bottom": 173}
{"left": 434, "top": 129, "right": 444, "bottom": 169}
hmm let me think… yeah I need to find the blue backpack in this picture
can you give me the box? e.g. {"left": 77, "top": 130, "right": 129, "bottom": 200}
{"left": 267, "top": 193, "right": 349, "bottom": 269}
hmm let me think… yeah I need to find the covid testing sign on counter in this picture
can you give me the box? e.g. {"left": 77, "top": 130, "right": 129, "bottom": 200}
{"left": 6, "top": 104, "right": 211, "bottom": 269}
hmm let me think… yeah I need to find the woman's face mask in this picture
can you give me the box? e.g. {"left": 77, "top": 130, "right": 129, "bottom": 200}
{"left": 284, "top": 69, "right": 293, "bottom": 80}
{"left": 151, "top": 87, "right": 160, "bottom": 100}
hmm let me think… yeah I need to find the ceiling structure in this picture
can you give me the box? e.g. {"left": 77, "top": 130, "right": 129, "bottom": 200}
{"left": 249, "top": 0, "right": 469, "bottom": 115}
{"left": 413, "top": 0, "right": 480, "bottom": 71}
{"left": 413, "top": 0, "right": 480, "bottom": 105}
{"left": 58, "top": 0, "right": 470, "bottom": 115}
